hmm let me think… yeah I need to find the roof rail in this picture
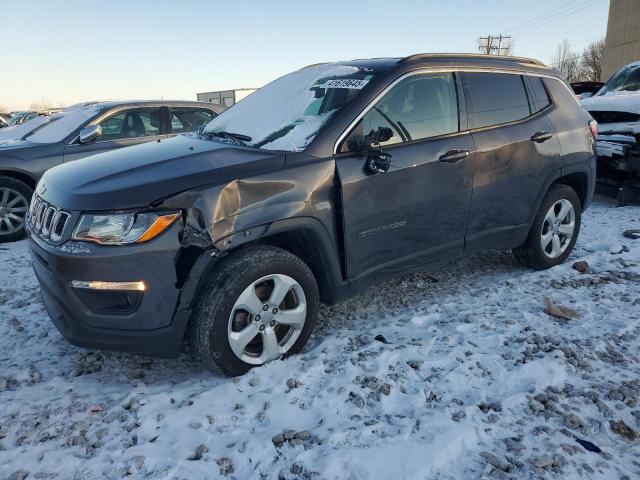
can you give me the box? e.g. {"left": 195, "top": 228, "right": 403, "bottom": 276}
{"left": 399, "top": 53, "right": 546, "bottom": 67}
{"left": 302, "top": 62, "right": 330, "bottom": 69}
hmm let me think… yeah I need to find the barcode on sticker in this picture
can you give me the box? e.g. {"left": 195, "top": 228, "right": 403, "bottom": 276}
{"left": 321, "top": 79, "right": 369, "bottom": 89}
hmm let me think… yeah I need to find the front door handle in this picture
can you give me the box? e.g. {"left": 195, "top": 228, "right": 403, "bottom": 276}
{"left": 439, "top": 149, "right": 470, "bottom": 163}
{"left": 531, "top": 131, "right": 553, "bottom": 143}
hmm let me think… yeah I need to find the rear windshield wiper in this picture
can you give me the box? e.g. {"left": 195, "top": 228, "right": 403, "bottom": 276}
{"left": 201, "top": 130, "right": 252, "bottom": 145}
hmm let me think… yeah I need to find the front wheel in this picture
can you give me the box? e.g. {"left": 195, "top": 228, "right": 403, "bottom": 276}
{"left": 513, "top": 184, "right": 582, "bottom": 270}
{"left": 0, "top": 176, "right": 33, "bottom": 243}
{"left": 190, "top": 245, "right": 319, "bottom": 376}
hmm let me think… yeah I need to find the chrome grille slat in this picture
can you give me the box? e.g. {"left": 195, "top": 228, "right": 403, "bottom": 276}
{"left": 41, "top": 206, "right": 55, "bottom": 236}
{"left": 50, "top": 211, "right": 69, "bottom": 242}
{"left": 35, "top": 202, "right": 47, "bottom": 229}
{"left": 28, "top": 194, "right": 71, "bottom": 243}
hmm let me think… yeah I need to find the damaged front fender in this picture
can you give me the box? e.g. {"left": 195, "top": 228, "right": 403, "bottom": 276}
{"left": 160, "top": 156, "right": 345, "bottom": 308}
{"left": 161, "top": 157, "right": 338, "bottom": 251}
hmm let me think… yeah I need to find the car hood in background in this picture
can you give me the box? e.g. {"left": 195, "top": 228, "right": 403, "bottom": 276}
{"left": 0, "top": 140, "right": 39, "bottom": 151}
{"left": 581, "top": 91, "right": 640, "bottom": 114}
{"left": 39, "top": 134, "right": 286, "bottom": 210}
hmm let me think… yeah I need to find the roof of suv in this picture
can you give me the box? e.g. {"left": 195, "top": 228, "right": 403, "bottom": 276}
{"left": 82, "top": 99, "right": 218, "bottom": 111}
{"left": 319, "top": 53, "right": 554, "bottom": 76}
{"left": 399, "top": 53, "right": 546, "bottom": 66}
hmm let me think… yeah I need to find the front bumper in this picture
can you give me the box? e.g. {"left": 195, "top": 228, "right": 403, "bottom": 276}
{"left": 27, "top": 223, "right": 189, "bottom": 358}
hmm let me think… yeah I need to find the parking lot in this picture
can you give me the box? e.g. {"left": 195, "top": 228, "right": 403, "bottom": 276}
{"left": 1, "top": 198, "right": 638, "bottom": 479}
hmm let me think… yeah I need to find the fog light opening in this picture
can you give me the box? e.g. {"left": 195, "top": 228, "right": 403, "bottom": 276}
{"left": 70, "top": 280, "right": 146, "bottom": 292}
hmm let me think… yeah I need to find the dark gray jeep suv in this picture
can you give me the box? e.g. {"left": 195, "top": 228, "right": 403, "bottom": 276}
{"left": 27, "top": 54, "right": 596, "bottom": 376}
{"left": 0, "top": 100, "right": 223, "bottom": 242}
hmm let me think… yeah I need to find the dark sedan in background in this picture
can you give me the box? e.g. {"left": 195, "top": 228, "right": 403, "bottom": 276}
{"left": 6, "top": 109, "right": 63, "bottom": 126}
{"left": 0, "top": 100, "right": 223, "bottom": 242}
{"left": 0, "top": 113, "right": 11, "bottom": 128}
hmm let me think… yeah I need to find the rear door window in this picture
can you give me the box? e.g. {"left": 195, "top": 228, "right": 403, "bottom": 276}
{"left": 98, "top": 107, "right": 162, "bottom": 141}
{"left": 462, "top": 72, "right": 531, "bottom": 129}
{"left": 170, "top": 107, "right": 214, "bottom": 134}
{"left": 527, "top": 76, "right": 552, "bottom": 113}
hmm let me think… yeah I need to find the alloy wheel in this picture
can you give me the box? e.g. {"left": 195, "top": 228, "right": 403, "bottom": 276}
{"left": 0, "top": 187, "right": 29, "bottom": 236}
{"left": 540, "top": 198, "right": 575, "bottom": 259}
{"left": 227, "top": 274, "right": 307, "bottom": 365}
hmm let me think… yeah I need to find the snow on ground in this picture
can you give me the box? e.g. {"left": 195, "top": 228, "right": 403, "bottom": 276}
{"left": 1, "top": 199, "right": 639, "bottom": 480}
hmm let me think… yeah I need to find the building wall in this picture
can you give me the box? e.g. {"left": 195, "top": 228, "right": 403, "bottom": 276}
{"left": 234, "top": 89, "right": 256, "bottom": 103}
{"left": 196, "top": 89, "right": 257, "bottom": 107}
{"left": 602, "top": 0, "right": 640, "bottom": 81}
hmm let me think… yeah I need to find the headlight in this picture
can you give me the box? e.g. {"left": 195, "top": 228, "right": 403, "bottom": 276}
{"left": 72, "top": 212, "right": 180, "bottom": 245}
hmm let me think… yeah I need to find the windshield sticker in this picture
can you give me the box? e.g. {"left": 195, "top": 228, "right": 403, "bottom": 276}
{"left": 321, "top": 79, "right": 369, "bottom": 89}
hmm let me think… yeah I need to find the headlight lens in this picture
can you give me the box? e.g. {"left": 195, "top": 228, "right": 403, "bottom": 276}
{"left": 72, "top": 212, "right": 180, "bottom": 245}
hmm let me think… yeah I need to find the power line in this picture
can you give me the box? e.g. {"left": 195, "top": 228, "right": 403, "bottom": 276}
{"left": 507, "top": 0, "right": 605, "bottom": 35}
{"left": 502, "top": 0, "right": 581, "bottom": 33}
{"left": 506, "top": 0, "right": 602, "bottom": 34}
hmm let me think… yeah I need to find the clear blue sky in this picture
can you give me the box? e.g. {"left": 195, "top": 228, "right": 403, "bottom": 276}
{"left": 0, "top": 0, "right": 610, "bottom": 110}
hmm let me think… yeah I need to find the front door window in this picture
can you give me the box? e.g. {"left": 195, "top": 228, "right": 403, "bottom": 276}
{"left": 98, "top": 108, "right": 162, "bottom": 141}
{"left": 342, "top": 72, "right": 459, "bottom": 152}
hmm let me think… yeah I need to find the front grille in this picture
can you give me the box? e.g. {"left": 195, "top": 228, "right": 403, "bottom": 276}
{"left": 589, "top": 110, "right": 640, "bottom": 124}
{"left": 28, "top": 194, "right": 71, "bottom": 242}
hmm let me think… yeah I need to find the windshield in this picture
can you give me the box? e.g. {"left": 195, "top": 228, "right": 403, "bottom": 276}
{"left": 26, "top": 105, "right": 101, "bottom": 143}
{"left": 599, "top": 65, "right": 640, "bottom": 95}
{"left": 0, "top": 115, "right": 62, "bottom": 141}
{"left": 203, "top": 64, "right": 376, "bottom": 151}
{"left": 8, "top": 113, "right": 26, "bottom": 126}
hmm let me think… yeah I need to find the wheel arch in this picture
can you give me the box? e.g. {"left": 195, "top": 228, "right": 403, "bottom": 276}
{"left": 178, "top": 216, "right": 345, "bottom": 310}
{"left": 552, "top": 170, "right": 590, "bottom": 209}
{"left": 528, "top": 162, "right": 593, "bottom": 228}
{"left": 0, "top": 169, "right": 38, "bottom": 192}
{"left": 221, "top": 217, "right": 345, "bottom": 304}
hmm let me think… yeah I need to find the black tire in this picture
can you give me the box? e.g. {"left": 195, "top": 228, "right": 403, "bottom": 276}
{"left": 190, "top": 245, "right": 319, "bottom": 376}
{"left": 513, "top": 183, "right": 582, "bottom": 270}
{"left": 0, "top": 176, "right": 33, "bottom": 243}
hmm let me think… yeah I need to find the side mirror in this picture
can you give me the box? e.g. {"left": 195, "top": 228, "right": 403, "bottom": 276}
{"left": 366, "top": 150, "right": 392, "bottom": 174}
{"left": 348, "top": 126, "right": 394, "bottom": 151}
{"left": 578, "top": 92, "right": 594, "bottom": 100}
{"left": 79, "top": 124, "right": 102, "bottom": 144}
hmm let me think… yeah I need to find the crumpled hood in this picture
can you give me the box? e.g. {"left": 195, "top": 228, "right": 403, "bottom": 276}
{"left": 39, "top": 134, "right": 286, "bottom": 210}
{"left": 581, "top": 91, "right": 640, "bottom": 114}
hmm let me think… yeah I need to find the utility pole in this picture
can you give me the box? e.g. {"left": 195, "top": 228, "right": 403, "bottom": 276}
{"left": 478, "top": 34, "right": 512, "bottom": 55}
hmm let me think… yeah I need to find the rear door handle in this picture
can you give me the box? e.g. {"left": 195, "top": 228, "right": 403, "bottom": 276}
{"left": 439, "top": 149, "right": 470, "bottom": 163}
{"left": 531, "top": 131, "right": 553, "bottom": 143}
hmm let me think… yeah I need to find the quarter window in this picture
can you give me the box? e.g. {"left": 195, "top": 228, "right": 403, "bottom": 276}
{"left": 342, "top": 72, "right": 459, "bottom": 152}
{"left": 528, "top": 76, "right": 551, "bottom": 113}
{"left": 463, "top": 72, "right": 531, "bottom": 129}
{"left": 98, "top": 108, "right": 161, "bottom": 141}
{"left": 170, "top": 107, "right": 214, "bottom": 133}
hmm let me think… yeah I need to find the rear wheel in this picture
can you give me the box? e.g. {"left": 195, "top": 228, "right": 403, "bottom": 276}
{"left": 513, "top": 184, "right": 581, "bottom": 270}
{"left": 0, "top": 176, "right": 33, "bottom": 243}
{"left": 190, "top": 245, "right": 319, "bottom": 376}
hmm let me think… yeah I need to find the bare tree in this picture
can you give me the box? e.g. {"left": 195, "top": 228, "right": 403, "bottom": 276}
{"left": 580, "top": 39, "right": 605, "bottom": 82}
{"left": 29, "top": 98, "right": 53, "bottom": 110}
{"left": 551, "top": 39, "right": 580, "bottom": 83}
